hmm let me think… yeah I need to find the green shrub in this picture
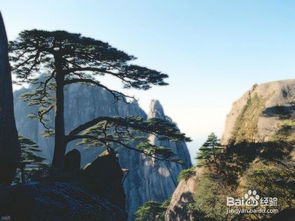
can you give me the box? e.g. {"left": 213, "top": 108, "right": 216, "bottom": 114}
{"left": 178, "top": 167, "right": 196, "bottom": 181}
{"left": 241, "top": 161, "right": 295, "bottom": 212}
{"left": 192, "top": 144, "right": 295, "bottom": 221}
{"left": 15, "top": 136, "right": 48, "bottom": 184}
{"left": 231, "top": 93, "right": 266, "bottom": 143}
{"left": 194, "top": 174, "right": 236, "bottom": 221}
{"left": 135, "top": 198, "right": 170, "bottom": 221}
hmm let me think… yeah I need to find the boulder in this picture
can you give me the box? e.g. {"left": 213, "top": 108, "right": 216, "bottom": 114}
{"left": 64, "top": 149, "right": 81, "bottom": 173}
{"left": 80, "top": 152, "right": 125, "bottom": 209}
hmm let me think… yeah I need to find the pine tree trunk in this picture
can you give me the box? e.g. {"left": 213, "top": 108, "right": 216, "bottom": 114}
{"left": 0, "top": 13, "right": 20, "bottom": 183}
{"left": 52, "top": 57, "right": 66, "bottom": 169}
{"left": 20, "top": 166, "right": 26, "bottom": 184}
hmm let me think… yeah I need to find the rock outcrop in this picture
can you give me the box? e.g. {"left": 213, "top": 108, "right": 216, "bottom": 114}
{"left": 164, "top": 169, "right": 198, "bottom": 221}
{"left": 0, "top": 12, "right": 20, "bottom": 183}
{"left": 222, "top": 79, "right": 295, "bottom": 145}
{"left": 0, "top": 182, "right": 126, "bottom": 221}
{"left": 148, "top": 100, "right": 192, "bottom": 170}
{"left": 80, "top": 152, "right": 125, "bottom": 208}
{"left": 138, "top": 99, "right": 192, "bottom": 205}
{"left": 64, "top": 149, "right": 81, "bottom": 173}
{"left": 14, "top": 84, "right": 192, "bottom": 220}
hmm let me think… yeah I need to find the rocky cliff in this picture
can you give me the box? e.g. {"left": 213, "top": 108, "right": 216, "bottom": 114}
{"left": 165, "top": 79, "right": 295, "bottom": 221}
{"left": 14, "top": 84, "right": 192, "bottom": 220}
{"left": 0, "top": 12, "right": 20, "bottom": 183}
{"left": 222, "top": 79, "right": 295, "bottom": 145}
{"left": 164, "top": 168, "right": 200, "bottom": 221}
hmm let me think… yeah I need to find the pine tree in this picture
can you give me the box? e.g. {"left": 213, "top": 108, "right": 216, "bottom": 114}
{"left": 9, "top": 30, "right": 190, "bottom": 169}
{"left": 196, "top": 133, "right": 222, "bottom": 167}
{"left": 17, "top": 136, "right": 47, "bottom": 183}
{"left": 135, "top": 199, "right": 170, "bottom": 221}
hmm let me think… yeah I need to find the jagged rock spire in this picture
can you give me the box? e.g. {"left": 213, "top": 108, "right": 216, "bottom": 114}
{"left": 148, "top": 99, "right": 165, "bottom": 119}
{"left": 0, "top": 13, "right": 8, "bottom": 43}
{"left": 0, "top": 12, "right": 20, "bottom": 183}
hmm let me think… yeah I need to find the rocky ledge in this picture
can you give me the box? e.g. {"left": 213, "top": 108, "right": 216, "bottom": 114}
{"left": 0, "top": 182, "right": 126, "bottom": 221}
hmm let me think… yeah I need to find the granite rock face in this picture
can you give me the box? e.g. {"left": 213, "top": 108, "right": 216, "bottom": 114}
{"left": 142, "top": 100, "right": 192, "bottom": 203}
{"left": 14, "top": 84, "right": 147, "bottom": 166}
{"left": 164, "top": 167, "right": 207, "bottom": 221}
{"left": 14, "top": 84, "right": 192, "bottom": 220}
{"left": 222, "top": 79, "right": 295, "bottom": 145}
{"left": 0, "top": 12, "right": 20, "bottom": 183}
{"left": 164, "top": 168, "right": 198, "bottom": 221}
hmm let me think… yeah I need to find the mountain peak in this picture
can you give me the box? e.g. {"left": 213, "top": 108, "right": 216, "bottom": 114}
{"left": 148, "top": 99, "right": 165, "bottom": 119}
{"left": 0, "top": 12, "right": 8, "bottom": 45}
{"left": 222, "top": 78, "right": 295, "bottom": 145}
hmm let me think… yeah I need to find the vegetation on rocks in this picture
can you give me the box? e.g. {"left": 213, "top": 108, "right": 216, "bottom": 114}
{"left": 230, "top": 93, "right": 266, "bottom": 144}
{"left": 240, "top": 161, "right": 295, "bottom": 210}
{"left": 194, "top": 173, "right": 236, "bottom": 221}
{"left": 174, "top": 132, "right": 295, "bottom": 221}
{"left": 135, "top": 198, "right": 170, "bottom": 221}
{"left": 177, "top": 167, "right": 196, "bottom": 181}
{"left": 271, "top": 119, "right": 295, "bottom": 142}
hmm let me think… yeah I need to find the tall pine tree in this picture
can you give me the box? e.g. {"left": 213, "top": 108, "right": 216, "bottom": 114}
{"left": 9, "top": 30, "right": 190, "bottom": 169}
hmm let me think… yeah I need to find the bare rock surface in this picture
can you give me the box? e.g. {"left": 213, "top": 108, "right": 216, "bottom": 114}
{"left": 164, "top": 167, "right": 204, "bottom": 221}
{"left": 222, "top": 79, "right": 295, "bottom": 144}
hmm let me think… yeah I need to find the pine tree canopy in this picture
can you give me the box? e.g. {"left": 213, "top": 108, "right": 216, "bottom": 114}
{"left": 9, "top": 29, "right": 168, "bottom": 89}
{"left": 9, "top": 29, "right": 190, "bottom": 167}
{"left": 196, "top": 133, "right": 222, "bottom": 166}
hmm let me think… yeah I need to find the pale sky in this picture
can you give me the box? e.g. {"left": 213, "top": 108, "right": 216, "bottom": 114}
{"left": 2, "top": 0, "right": 295, "bottom": 161}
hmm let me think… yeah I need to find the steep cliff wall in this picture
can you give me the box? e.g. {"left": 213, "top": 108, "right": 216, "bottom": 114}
{"left": 0, "top": 12, "right": 20, "bottom": 183}
{"left": 144, "top": 100, "right": 192, "bottom": 200}
{"left": 165, "top": 167, "right": 200, "bottom": 221}
{"left": 14, "top": 84, "right": 192, "bottom": 220}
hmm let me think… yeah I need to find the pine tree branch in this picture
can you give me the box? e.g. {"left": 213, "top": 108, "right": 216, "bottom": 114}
{"left": 38, "top": 103, "right": 55, "bottom": 119}
{"left": 65, "top": 66, "right": 134, "bottom": 86}
{"left": 65, "top": 135, "right": 179, "bottom": 163}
